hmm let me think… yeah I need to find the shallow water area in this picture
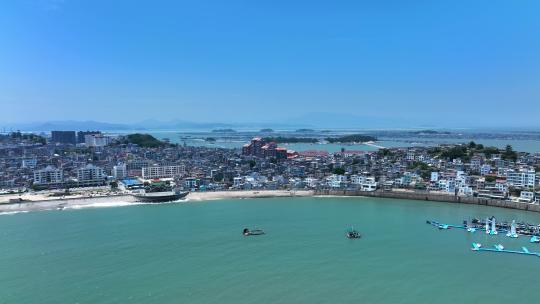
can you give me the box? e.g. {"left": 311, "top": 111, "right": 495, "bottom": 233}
{"left": 0, "top": 197, "right": 539, "bottom": 303}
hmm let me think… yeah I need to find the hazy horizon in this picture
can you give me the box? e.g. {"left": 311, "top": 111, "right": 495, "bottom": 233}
{"left": 1, "top": 1, "right": 539, "bottom": 127}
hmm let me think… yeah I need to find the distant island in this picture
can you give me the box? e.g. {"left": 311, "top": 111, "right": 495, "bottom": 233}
{"left": 212, "top": 128, "right": 236, "bottom": 133}
{"left": 295, "top": 128, "right": 315, "bottom": 132}
{"left": 326, "top": 134, "right": 377, "bottom": 143}
{"left": 411, "top": 130, "right": 451, "bottom": 135}
{"left": 263, "top": 137, "right": 318, "bottom": 144}
{"left": 121, "top": 133, "right": 168, "bottom": 148}
{"left": 260, "top": 128, "right": 274, "bottom": 132}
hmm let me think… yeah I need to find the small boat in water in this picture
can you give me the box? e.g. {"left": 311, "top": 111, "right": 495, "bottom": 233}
{"left": 243, "top": 228, "right": 265, "bottom": 236}
{"left": 346, "top": 227, "right": 361, "bottom": 239}
{"left": 530, "top": 236, "right": 540, "bottom": 243}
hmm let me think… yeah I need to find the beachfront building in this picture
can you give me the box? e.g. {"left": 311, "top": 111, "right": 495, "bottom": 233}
{"left": 112, "top": 163, "right": 127, "bottom": 179}
{"left": 33, "top": 166, "right": 63, "bottom": 186}
{"left": 77, "top": 164, "right": 106, "bottom": 186}
{"left": 506, "top": 169, "right": 536, "bottom": 188}
{"left": 351, "top": 175, "right": 366, "bottom": 185}
{"left": 518, "top": 191, "right": 534, "bottom": 203}
{"left": 360, "top": 177, "right": 378, "bottom": 191}
{"left": 142, "top": 165, "right": 186, "bottom": 179}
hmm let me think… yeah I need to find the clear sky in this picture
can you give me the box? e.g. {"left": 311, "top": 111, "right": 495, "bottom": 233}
{"left": 1, "top": 0, "right": 539, "bottom": 127}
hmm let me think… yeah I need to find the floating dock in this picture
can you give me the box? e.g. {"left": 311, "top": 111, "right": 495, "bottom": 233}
{"left": 471, "top": 243, "right": 540, "bottom": 257}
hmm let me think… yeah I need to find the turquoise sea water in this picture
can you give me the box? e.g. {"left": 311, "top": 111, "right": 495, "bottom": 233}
{"left": 2, "top": 197, "right": 540, "bottom": 303}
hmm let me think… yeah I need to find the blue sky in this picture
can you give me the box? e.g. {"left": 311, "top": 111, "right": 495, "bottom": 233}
{"left": 0, "top": 0, "right": 539, "bottom": 127}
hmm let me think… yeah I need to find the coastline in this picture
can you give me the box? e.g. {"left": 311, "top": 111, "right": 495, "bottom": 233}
{"left": 314, "top": 189, "right": 540, "bottom": 213}
{"left": 2, "top": 188, "right": 539, "bottom": 215}
{"left": 0, "top": 190, "right": 314, "bottom": 214}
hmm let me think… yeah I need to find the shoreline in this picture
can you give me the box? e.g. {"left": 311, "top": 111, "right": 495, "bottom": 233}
{"left": 2, "top": 188, "right": 539, "bottom": 215}
{"left": 0, "top": 190, "right": 314, "bottom": 214}
{"left": 314, "top": 189, "right": 540, "bottom": 213}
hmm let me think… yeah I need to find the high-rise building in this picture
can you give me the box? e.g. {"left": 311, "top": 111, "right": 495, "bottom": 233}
{"left": 77, "top": 131, "right": 101, "bottom": 144}
{"left": 112, "top": 163, "right": 127, "bottom": 179}
{"left": 51, "top": 131, "right": 76, "bottom": 144}
{"left": 84, "top": 134, "right": 110, "bottom": 147}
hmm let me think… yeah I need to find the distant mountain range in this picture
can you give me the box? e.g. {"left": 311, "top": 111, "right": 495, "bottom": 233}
{"left": 4, "top": 113, "right": 536, "bottom": 132}
{"left": 1, "top": 120, "right": 309, "bottom": 132}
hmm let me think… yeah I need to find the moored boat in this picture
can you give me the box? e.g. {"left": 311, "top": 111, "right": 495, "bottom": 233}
{"left": 346, "top": 226, "right": 361, "bottom": 239}
{"left": 132, "top": 190, "right": 189, "bottom": 203}
{"left": 243, "top": 228, "right": 265, "bottom": 236}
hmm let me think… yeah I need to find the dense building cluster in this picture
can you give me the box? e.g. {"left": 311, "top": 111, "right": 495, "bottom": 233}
{"left": 1, "top": 132, "right": 539, "bottom": 203}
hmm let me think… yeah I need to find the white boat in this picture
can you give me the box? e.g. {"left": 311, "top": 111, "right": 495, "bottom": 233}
{"left": 495, "top": 244, "right": 504, "bottom": 251}
{"left": 485, "top": 218, "right": 490, "bottom": 234}
{"left": 506, "top": 220, "right": 518, "bottom": 238}
{"left": 530, "top": 236, "right": 540, "bottom": 243}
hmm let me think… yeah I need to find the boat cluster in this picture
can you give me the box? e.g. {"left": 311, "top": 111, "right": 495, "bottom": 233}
{"left": 427, "top": 216, "right": 540, "bottom": 258}
{"left": 427, "top": 217, "right": 540, "bottom": 243}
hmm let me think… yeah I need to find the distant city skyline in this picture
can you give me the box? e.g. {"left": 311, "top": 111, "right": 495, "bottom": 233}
{"left": 1, "top": 1, "right": 539, "bottom": 127}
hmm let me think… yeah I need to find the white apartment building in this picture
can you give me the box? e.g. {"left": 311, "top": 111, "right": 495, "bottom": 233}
{"left": 22, "top": 158, "right": 37, "bottom": 169}
{"left": 480, "top": 164, "right": 491, "bottom": 176}
{"left": 33, "top": 166, "right": 63, "bottom": 185}
{"left": 351, "top": 175, "right": 366, "bottom": 185}
{"left": 77, "top": 164, "right": 106, "bottom": 182}
{"left": 507, "top": 169, "right": 536, "bottom": 188}
{"left": 84, "top": 134, "right": 110, "bottom": 147}
{"left": 112, "top": 163, "right": 127, "bottom": 179}
{"left": 361, "top": 177, "right": 377, "bottom": 191}
{"left": 142, "top": 165, "right": 185, "bottom": 179}
{"left": 304, "top": 177, "right": 319, "bottom": 188}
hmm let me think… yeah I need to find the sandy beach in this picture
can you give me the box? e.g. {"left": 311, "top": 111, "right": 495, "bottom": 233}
{"left": 0, "top": 190, "right": 314, "bottom": 214}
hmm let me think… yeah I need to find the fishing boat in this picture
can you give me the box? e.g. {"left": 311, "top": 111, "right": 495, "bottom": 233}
{"left": 132, "top": 190, "right": 188, "bottom": 203}
{"left": 346, "top": 227, "right": 361, "bottom": 239}
{"left": 530, "top": 236, "right": 540, "bottom": 243}
{"left": 506, "top": 220, "right": 519, "bottom": 238}
{"left": 243, "top": 228, "right": 265, "bottom": 236}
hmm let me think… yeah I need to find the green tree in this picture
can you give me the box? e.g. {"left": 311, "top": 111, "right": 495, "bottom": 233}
{"left": 249, "top": 160, "right": 256, "bottom": 168}
{"left": 333, "top": 167, "right": 345, "bottom": 175}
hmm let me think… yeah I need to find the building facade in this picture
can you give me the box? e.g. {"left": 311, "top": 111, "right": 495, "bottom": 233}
{"left": 142, "top": 165, "right": 186, "bottom": 179}
{"left": 51, "top": 131, "right": 76, "bottom": 144}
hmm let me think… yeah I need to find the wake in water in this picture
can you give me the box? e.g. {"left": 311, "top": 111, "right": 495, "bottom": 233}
{"left": 66, "top": 201, "right": 150, "bottom": 210}
{"left": 0, "top": 210, "right": 30, "bottom": 216}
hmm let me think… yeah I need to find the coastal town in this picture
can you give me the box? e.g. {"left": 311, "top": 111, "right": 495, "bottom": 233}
{"left": 1, "top": 130, "right": 539, "bottom": 205}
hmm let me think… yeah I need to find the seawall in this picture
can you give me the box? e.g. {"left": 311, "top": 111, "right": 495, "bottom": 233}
{"left": 314, "top": 189, "right": 540, "bottom": 213}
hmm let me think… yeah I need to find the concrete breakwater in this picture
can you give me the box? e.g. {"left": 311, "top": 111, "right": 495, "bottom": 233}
{"left": 314, "top": 189, "right": 540, "bottom": 213}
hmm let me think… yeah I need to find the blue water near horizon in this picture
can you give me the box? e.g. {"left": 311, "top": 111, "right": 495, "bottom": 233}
{"left": 151, "top": 131, "right": 540, "bottom": 153}
{"left": 1, "top": 197, "right": 539, "bottom": 303}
